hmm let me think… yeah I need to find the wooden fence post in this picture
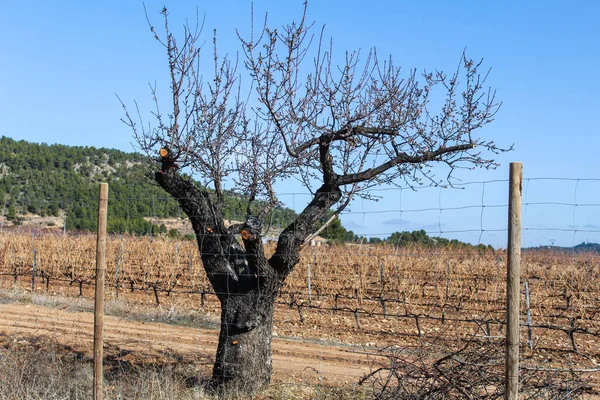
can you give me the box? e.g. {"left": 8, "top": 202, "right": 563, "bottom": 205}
{"left": 505, "top": 162, "right": 522, "bottom": 400}
{"left": 94, "top": 183, "right": 108, "bottom": 400}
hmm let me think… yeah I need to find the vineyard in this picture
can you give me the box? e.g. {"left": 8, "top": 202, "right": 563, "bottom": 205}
{"left": 1, "top": 231, "right": 599, "bottom": 365}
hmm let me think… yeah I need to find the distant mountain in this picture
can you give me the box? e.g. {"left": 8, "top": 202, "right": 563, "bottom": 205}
{"left": 0, "top": 136, "right": 296, "bottom": 235}
{"left": 573, "top": 242, "right": 600, "bottom": 253}
{"left": 523, "top": 242, "right": 600, "bottom": 254}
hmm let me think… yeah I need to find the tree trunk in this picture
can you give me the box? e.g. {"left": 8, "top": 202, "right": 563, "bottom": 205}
{"left": 213, "top": 293, "right": 276, "bottom": 392}
{"left": 154, "top": 170, "right": 281, "bottom": 393}
{"left": 153, "top": 169, "right": 339, "bottom": 395}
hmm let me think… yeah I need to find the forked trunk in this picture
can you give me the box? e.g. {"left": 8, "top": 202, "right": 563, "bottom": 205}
{"left": 154, "top": 170, "right": 338, "bottom": 395}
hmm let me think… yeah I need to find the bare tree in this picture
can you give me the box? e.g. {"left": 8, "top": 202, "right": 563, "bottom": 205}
{"left": 119, "top": 3, "right": 509, "bottom": 394}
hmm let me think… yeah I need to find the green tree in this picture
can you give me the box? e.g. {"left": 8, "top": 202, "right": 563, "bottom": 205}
{"left": 320, "top": 216, "right": 352, "bottom": 243}
{"left": 167, "top": 228, "right": 181, "bottom": 238}
{"left": 6, "top": 203, "right": 16, "bottom": 220}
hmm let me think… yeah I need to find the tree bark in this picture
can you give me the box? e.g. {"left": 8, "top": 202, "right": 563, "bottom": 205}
{"left": 213, "top": 293, "right": 276, "bottom": 392}
{"left": 154, "top": 169, "right": 281, "bottom": 393}
{"left": 154, "top": 168, "right": 339, "bottom": 393}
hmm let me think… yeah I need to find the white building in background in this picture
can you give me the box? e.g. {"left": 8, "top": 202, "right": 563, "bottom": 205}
{"left": 310, "top": 235, "right": 328, "bottom": 247}
{"left": 261, "top": 235, "right": 328, "bottom": 247}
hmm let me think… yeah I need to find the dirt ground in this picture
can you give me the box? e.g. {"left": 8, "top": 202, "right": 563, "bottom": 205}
{"left": 0, "top": 302, "right": 374, "bottom": 385}
{"left": 1, "top": 301, "right": 599, "bottom": 398}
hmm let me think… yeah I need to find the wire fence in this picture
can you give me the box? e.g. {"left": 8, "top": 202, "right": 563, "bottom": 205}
{"left": 1, "top": 175, "right": 600, "bottom": 397}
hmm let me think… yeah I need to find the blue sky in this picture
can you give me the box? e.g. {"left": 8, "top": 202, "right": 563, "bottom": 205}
{"left": 1, "top": 1, "right": 599, "bottom": 247}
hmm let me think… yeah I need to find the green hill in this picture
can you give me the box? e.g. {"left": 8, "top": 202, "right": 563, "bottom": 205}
{"left": 524, "top": 242, "right": 600, "bottom": 255}
{"left": 0, "top": 136, "right": 296, "bottom": 235}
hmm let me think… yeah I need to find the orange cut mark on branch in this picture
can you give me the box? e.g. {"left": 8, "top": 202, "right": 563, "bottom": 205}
{"left": 241, "top": 229, "right": 252, "bottom": 240}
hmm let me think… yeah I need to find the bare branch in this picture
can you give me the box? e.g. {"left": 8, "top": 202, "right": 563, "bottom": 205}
{"left": 338, "top": 143, "right": 477, "bottom": 186}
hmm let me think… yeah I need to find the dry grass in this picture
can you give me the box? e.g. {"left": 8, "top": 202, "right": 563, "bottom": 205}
{"left": 0, "top": 333, "right": 369, "bottom": 400}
